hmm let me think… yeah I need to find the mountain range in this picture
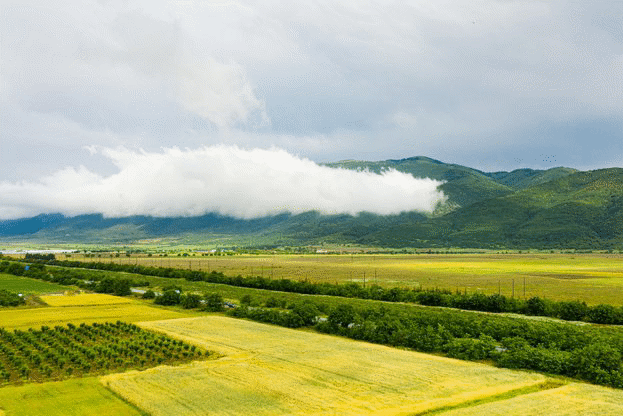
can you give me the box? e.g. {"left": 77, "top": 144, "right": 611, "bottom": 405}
{"left": 2, "top": 156, "right": 622, "bottom": 249}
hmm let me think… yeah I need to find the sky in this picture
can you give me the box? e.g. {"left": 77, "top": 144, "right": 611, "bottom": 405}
{"left": 0, "top": 0, "right": 622, "bottom": 220}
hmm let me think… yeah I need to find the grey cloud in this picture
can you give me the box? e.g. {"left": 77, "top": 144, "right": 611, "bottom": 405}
{"left": 1, "top": 0, "right": 622, "bottom": 190}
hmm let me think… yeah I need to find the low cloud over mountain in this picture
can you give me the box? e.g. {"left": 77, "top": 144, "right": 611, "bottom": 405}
{"left": 0, "top": 146, "right": 445, "bottom": 220}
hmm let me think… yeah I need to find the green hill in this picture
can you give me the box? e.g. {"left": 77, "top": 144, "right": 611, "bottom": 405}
{"left": 486, "top": 167, "right": 578, "bottom": 190}
{"left": 326, "top": 156, "right": 514, "bottom": 208}
{"left": 1, "top": 158, "right": 621, "bottom": 250}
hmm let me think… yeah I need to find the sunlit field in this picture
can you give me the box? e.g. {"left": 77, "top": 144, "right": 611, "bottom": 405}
{"left": 99, "top": 315, "right": 623, "bottom": 416}
{"left": 1, "top": 290, "right": 622, "bottom": 415}
{"left": 65, "top": 253, "right": 623, "bottom": 305}
{"left": 0, "top": 297, "right": 193, "bottom": 330}
{"left": 440, "top": 383, "right": 623, "bottom": 416}
{"left": 39, "top": 293, "right": 133, "bottom": 307}
{"left": 104, "top": 315, "right": 548, "bottom": 415}
{"left": 0, "top": 377, "right": 143, "bottom": 416}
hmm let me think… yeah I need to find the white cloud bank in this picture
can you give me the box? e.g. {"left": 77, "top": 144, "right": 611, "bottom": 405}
{"left": 0, "top": 146, "right": 445, "bottom": 220}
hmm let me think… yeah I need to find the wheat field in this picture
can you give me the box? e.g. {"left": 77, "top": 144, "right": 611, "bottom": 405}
{"left": 0, "top": 299, "right": 192, "bottom": 330}
{"left": 102, "top": 316, "right": 550, "bottom": 415}
{"left": 440, "top": 383, "right": 623, "bottom": 416}
{"left": 39, "top": 293, "right": 133, "bottom": 307}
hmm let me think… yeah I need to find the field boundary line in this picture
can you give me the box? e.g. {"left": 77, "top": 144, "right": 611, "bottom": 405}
{"left": 101, "top": 384, "right": 151, "bottom": 416}
{"left": 408, "top": 380, "right": 567, "bottom": 415}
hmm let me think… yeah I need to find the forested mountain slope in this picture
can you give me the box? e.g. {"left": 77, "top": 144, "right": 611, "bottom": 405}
{"left": 2, "top": 158, "right": 621, "bottom": 249}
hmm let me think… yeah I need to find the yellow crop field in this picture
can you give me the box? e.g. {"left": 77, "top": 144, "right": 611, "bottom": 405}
{"left": 102, "top": 316, "right": 550, "bottom": 415}
{"left": 0, "top": 301, "right": 193, "bottom": 330}
{"left": 69, "top": 252, "right": 623, "bottom": 305}
{"left": 39, "top": 293, "right": 133, "bottom": 307}
{"left": 0, "top": 377, "right": 142, "bottom": 416}
{"left": 440, "top": 383, "right": 623, "bottom": 416}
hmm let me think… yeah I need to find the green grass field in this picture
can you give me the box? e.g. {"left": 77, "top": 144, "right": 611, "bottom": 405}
{"left": 0, "top": 377, "right": 144, "bottom": 416}
{"left": 66, "top": 253, "right": 623, "bottom": 305}
{"left": 0, "top": 273, "right": 68, "bottom": 295}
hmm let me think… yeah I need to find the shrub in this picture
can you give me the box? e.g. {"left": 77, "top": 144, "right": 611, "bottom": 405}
{"left": 556, "top": 301, "right": 589, "bottom": 321}
{"left": 444, "top": 335, "right": 497, "bottom": 361}
{"left": 240, "top": 294, "right": 253, "bottom": 306}
{"left": 154, "top": 289, "right": 182, "bottom": 306}
{"left": 142, "top": 290, "right": 156, "bottom": 299}
{"left": 181, "top": 293, "right": 202, "bottom": 309}
{"left": 588, "top": 304, "right": 619, "bottom": 325}
{"left": 204, "top": 293, "right": 224, "bottom": 312}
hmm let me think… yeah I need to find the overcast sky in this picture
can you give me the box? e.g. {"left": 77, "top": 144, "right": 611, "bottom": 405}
{"left": 1, "top": 1, "right": 622, "bottom": 219}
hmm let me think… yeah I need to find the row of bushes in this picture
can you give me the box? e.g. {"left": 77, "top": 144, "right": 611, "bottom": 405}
{"left": 16, "top": 257, "right": 623, "bottom": 326}
{"left": 229, "top": 301, "right": 320, "bottom": 328}
{"left": 143, "top": 287, "right": 226, "bottom": 312}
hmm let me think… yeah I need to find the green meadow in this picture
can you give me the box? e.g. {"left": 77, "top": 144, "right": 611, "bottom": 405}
{"left": 0, "top": 273, "right": 68, "bottom": 295}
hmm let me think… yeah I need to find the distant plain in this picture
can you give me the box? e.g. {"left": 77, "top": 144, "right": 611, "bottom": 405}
{"left": 60, "top": 252, "right": 623, "bottom": 306}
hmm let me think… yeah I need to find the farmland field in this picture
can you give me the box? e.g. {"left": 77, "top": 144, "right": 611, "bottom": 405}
{"left": 0, "top": 296, "right": 194, "bottom": 330}
{"left": 39, "top": 293, "right": 133, "bottom": 307}
{"left": 0, "top": 292, "right": 621, "bottom": 415}
{"left": 0, "top": 273, "right": 68, "bottom": 295}
{"left": 0, "top": 377, "right": 143, "bottom": 416}
{"left": 64, "top": 253, "right": 623, "bottom": 305}
{"left": 440, "top": 383, "right": 623, "bottom": 416}
{"left": 97, "top": 315, "right": 623, "bottom": 416}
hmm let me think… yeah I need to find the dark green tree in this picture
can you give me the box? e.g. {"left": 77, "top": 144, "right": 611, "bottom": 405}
{"left": 181, "top": 294, "right": 202, "bottom": 309}
{"left": 204, "top": 293, "right": 224, "bottom": 312}
{"left": 328, "top": 304, "right": 356, "bottom": 329}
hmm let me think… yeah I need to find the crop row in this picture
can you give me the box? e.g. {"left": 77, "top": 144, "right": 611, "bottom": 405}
{"left": 0, "top": 321, "right": 206, "bottom": 385}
